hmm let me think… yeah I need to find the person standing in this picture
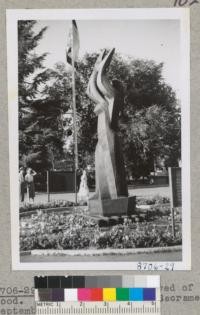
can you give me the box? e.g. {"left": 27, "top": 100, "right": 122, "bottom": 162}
{"left": 78, "top": 170, "right": 89, "bottom": 204}
{"left": 19, "top": 167, "right": 25, "bottom": 203}
{"left": 25, "top": 168, "right": 37, "bottom": 203}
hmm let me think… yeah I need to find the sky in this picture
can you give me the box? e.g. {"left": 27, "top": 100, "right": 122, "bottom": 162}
{"left": 34, "top": 19, "right": 181, "bottom": 99}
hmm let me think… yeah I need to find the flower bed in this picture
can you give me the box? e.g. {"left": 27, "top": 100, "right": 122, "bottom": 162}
{"left": 19, "top": 195, "right": 169, "bottom": 213}
{"left": 20, "top": 209, "right": 182, "bottom": 251}
{"left": 19, "top": 200, "right": 75, "bottom": 213}
{"left": 137, "top": 194, "right": 170, "bottom": 205}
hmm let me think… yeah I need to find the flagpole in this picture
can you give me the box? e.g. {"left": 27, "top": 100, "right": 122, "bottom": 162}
{"left": 71, "top": 21, "right": 78, "bottom": 205}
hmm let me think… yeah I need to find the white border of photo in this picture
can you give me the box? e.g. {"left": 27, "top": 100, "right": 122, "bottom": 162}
{"left": 7, "top": 8, "right": 190, "bottom": 270}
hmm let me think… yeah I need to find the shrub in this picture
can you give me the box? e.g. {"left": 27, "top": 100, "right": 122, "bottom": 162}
{"left": 137, "top": 195, "right": 170, "bottom": 206}
{"left": 20, "top": 211, "right": 182, "bottom": 251}
{"left": 19, "top": 200, "right": 75, "bottom": 213}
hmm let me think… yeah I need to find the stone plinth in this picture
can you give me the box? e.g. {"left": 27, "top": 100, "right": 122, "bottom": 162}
{"left": 89, "top": 195, "right": 136, "bottom": 217}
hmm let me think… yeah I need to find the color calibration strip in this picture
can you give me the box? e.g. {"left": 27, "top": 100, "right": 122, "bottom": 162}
{"left": 34, "top": 276, "right": 160, "bottom": 302}
{"left": 35, "top": 276, "right": 160, "bottom": 314}
{"left": 35, "top": 287, "right": 158, "bottom": 302}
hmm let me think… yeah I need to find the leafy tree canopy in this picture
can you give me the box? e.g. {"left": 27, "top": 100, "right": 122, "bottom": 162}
{"left": 74, "top": 51, "right": 181, "bottom": 177}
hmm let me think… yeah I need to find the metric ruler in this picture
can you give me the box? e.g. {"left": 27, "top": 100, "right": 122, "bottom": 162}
{"left": 36, "top": 301, "right": 161, "bottom": 315}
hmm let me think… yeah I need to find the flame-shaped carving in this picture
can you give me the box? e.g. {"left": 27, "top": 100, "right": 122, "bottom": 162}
{"left": 86, "top": 50, "right": 106, "bottom": 105}
{"left": 86, "top": 49, "right": 130, "bottom": 216}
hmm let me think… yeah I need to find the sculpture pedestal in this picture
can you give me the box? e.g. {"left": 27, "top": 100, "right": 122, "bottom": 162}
{"left": 89, "top": 195, "right": 136, "bottom": 217}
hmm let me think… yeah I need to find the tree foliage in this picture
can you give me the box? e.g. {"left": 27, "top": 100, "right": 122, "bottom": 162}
{"left": 75, "top": 52, "right": 181, "bottom": 177}
{"left": 18, "top": 20, "right": 48, "bottom": 108}
{"left": 18, "top": 21, "right": 65, "bottom": 170}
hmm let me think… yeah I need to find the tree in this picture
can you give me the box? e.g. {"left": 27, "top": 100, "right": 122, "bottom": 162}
{"left": 18, "top": 21, "right": 65, "bottom": 171}
{"left": 18, "top": 20, "right": 48, "bottom": 109}
{"left": 118, "top": 59, "right": 181, "bottom": 178}
{"left": 74, "top": 52, "right": 181, "bottom": 177}
{"left": 21, "top": 98, "right": 65, "bottom": 170}
{"left": 42, "top": 57, "right": 99, "bottom": 169}
{"left": 39, "top": 62, "right": 78, "bottom": 168}
{"left": 121, "top": 104, "right": 181, "bottom": 179}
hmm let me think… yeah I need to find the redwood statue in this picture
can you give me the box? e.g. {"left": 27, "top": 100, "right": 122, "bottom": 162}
{"left": 86, "top": 48, "right": 135, "bottom": 216}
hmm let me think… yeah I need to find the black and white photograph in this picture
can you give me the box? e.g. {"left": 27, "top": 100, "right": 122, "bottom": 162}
{"left": 7, "top": 9, "right": 190, "bottom": 270}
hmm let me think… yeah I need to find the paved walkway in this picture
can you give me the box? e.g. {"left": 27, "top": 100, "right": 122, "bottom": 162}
{"left": 21, "top": 250, "right": 181, "bottom": 263}
{"left": 29, "top": 186, "right": 169, "bottom": 204}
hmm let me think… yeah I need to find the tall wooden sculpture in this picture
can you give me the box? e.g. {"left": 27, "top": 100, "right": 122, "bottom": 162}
{"left": 87, "top": 49, "right": 135, "bottom": 216}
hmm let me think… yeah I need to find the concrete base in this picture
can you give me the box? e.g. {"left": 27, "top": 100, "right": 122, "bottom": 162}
{"left": 88, "top": 195, "right": 136, "bottom": 217}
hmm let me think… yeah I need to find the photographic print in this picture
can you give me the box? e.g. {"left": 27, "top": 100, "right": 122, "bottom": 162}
{"left": 7, "top": 9, "right": 190, "bottom": 270}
